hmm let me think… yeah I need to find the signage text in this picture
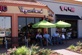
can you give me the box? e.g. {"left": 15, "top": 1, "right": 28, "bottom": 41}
{"left": 0, "top": 5, "right": 7, "bottom": 12}
{"left": 60, "top": 6, "right": 75, "bottom": 12}
{"left": 18, "top": 6, "right": 43, "bottom": 14}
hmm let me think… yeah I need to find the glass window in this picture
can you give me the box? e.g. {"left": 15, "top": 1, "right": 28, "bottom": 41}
{"left": 0, "top": 16, "right": 11, "bottom": 37}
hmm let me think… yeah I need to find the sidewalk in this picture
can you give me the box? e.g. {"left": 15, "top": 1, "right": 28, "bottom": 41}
{"left": 55, "top": 49, "right": 81, "bottom": 55}
{"left": 42, "top": 38, "right": 82, "bottom": 55}
{"left": 0, "top": 38, "right": 82, "bottom": 55}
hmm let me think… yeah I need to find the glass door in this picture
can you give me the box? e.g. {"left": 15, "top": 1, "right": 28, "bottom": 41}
{"left": 0, "top": 16, "right": 11, "bottom": 48}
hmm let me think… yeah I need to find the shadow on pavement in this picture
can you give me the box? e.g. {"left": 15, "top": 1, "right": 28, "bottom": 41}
{"left": 41, "top": 38, "right": 82, "bottom": 50}
{"left": 0, "top": 38, "right": 82, "bottom": 53}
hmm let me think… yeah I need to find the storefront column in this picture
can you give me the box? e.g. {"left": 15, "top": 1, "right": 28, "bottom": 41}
{"left": 12, "top": 14, "right": 18, "bottom": 47}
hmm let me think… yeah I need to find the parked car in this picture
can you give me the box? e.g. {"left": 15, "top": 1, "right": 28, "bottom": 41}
{"left": 0, "top": 31, "right": 5, "bottom": 37}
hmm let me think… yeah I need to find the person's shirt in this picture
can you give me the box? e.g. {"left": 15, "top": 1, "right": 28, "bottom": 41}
{"left": 52, "top": 32, "right": 59, "bottom": 37}
{"left": 36, "top": 34, "right": 42, "bottom": 39}
{"left": 62, "top": 34, "right": 65, "bottom": 39}
{"left": 43, "top": 33, "right": 50, "bottom": 38}
{"left": 67, "top": 32, "right": 71, "bottom": 37}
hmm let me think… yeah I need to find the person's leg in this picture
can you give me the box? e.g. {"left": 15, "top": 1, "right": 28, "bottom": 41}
{"left": 48, "top": 37, "right": 53, "bottom": 45}
{"left": 39, "top": 38, "right": 43, "bottom": 46}
{"left": 45, "top": 38, "right": 48, "bottom": 46}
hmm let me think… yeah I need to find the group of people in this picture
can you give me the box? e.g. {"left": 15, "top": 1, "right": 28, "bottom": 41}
{"left": 36, "top": 31, "right": 66, "bottom": 46}
{"left": 36, "top": 31, "right": 53, "bottom": 46}
{"left": 18, "top": 30, "right": 66, "bottom": 46}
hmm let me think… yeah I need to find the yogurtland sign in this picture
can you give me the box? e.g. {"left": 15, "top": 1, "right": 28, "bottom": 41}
{"left": 60, "top": 6, "right": 75, "bottom": 12}
{"left": 0, "top": 5, "right": 7, "bottom": 12}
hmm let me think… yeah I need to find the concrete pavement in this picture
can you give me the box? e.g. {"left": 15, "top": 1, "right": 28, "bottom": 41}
{"left": 0, "top": 38, "right": 82, "bottom": 55}
{"left": 55, "top": 49, "right": 81, "bottom": 55}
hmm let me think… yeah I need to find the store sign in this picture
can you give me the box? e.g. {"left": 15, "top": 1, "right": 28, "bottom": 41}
{"left": 0, "top": 5, "right": 7, "bottom": 12}
{"left": 60, "top": 6, "right": 75, "bottom": 12}
{"left": 18, "top": 6, "right": 43, "bottom": 14}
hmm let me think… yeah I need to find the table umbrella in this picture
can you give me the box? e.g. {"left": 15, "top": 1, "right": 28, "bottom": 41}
{"left": 32, "top": 20, "right": 56, "bottom": 28}
{"left": 55, "top": 21, "right": 71, "bottom": 28}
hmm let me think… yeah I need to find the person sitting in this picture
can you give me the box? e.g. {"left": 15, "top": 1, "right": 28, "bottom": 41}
{"left": 36, "top": 32, "right": 43, "bottom": 46}
{"left": 43, "top": 32, "right": 53, "bottom": 46}
{"left": 52, "top": 31, "right": 60, "bottom": 45}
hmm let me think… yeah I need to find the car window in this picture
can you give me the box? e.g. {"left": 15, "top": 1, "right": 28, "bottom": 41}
{"left": 0, "top": 32, "right": 5, "bottom": 34}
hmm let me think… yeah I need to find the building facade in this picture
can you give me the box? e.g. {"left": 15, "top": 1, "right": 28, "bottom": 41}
{"left": 0, "top": 0, "right": 54, "bottom": 48}
{"left": 38, "top": 0, "right": 82, "bottom": 38}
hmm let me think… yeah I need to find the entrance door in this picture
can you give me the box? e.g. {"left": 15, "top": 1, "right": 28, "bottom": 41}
{"left": 65, "top": 20, "right": 78, "bottom": 38}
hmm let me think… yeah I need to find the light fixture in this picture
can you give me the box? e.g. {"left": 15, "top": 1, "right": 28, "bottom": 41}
{"left": 75, "top": 0, "right": 82, "bottom": 2}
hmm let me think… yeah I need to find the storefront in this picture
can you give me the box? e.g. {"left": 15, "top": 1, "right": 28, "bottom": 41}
{"left": 0, "top": 0, "right": 54, "bottom": 48}
{"left": 38, "top": 0, "right": 82, "bottom": 39}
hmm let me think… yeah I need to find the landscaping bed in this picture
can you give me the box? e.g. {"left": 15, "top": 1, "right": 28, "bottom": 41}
{"left": 67, "top": 41, "right": 82, "bottom": 54}
{"left": 0, "top": 45, "right": 62, "bottom": 55}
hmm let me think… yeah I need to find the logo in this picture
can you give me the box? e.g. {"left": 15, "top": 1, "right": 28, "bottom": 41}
{"left": 60, "top": 6, "right": 75, "bottom": 12}
{"left": 0, "top": 5, "right": 7, "bottom": 12}
{"left": 18, "top": 6, "right": 43, "bottom": 14}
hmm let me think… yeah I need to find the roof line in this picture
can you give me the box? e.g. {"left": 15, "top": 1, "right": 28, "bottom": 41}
{"left": 37, "top": 0, "right": 82, "bottom": 7}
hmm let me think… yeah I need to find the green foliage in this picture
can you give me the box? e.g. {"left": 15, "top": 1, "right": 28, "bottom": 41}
{"left": 13, "top": 46, "right": 30, "bottom": 55}
{"left": 67, "top": 45, "right": 75, "bottom": 50}
{"left": 38, "top": 48, "right": 51, "bottom": 55}
{"left": 30, "top": 45, "right": 39, "bottom": 55}
{"left": 77, "top": 41, "right": 82, "bottom": 47}
{"left": 1, "top": 45, "right": 59, "bottom": 55}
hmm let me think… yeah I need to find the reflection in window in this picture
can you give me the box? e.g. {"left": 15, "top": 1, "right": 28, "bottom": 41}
{"left": 0, "top": 16, "right": 11, "bottom": 37}
{"left": 18, "top": 17, "right": 42, "bottom": 33}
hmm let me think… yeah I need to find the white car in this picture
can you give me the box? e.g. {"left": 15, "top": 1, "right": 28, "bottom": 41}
{"left": 0, "top": 31, "right": 5, "bottom": 37}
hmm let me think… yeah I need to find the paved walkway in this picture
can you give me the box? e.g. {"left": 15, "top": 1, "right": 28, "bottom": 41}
{"left": 0, "top": 38, "right": 82, "bottom": 55}
{"left": 55, "top": 49, "right": 81, "bottom": 55}
{"left": 42, "top": 38, "right": 82, "bottom": 55}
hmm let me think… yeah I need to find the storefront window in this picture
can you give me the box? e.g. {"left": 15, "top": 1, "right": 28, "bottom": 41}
{"left": 18, "top": 17, "right": 42, "bottom": 34}
{"left": 0, "top": 16, "right": 11, "bottom": 48}
{"left": 0, "top": 16, "right": 11, "bottom": 37}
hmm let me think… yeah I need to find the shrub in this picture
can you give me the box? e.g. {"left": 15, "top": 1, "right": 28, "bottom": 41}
{"left": 67, "top": 45, "right": 75, "bottom": 50}
{"left": 1, "top": 45, "right": 61, "bottom": 55}
{"left": 38, "top": 48, "right": 51, "bottom": 55}
{"left": 77, "top": 41, "right": 82, "bottom": 48}
{"left": 13, "top": 46, "right": 30, "bottom": 55}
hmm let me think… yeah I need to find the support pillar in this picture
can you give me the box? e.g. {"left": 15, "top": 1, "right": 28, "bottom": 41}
{"left": 12, "top": 14, "right": 18, "bottom": 47}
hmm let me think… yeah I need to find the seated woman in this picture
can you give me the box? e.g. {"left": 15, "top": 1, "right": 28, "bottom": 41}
{"left": 36, "top": 32, "right": 43, "bottom": 46}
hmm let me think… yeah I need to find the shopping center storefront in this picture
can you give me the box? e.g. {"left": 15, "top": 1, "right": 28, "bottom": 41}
{"left": 0, "top": 0, "right": 54, "bottom": 48}
{"left": 38, "top": 0, "right": 82, "bottom": 39}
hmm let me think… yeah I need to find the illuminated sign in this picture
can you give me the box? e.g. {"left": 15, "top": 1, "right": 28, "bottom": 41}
{"left": 18, "top": 6, "right": 43, "bottom": 14}
{"left": 60, "top": 6, "right": 75, "bottom": 12}
{"left": 0, "top": 5, "right": 7, "bottom": 12}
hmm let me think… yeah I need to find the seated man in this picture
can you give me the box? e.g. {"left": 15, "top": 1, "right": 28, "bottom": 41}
{"left": 43, "top": 32, "right": 53, "bottom": 46}
{"left": 52, "top": 31, "right": 59, "bottom": 44}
